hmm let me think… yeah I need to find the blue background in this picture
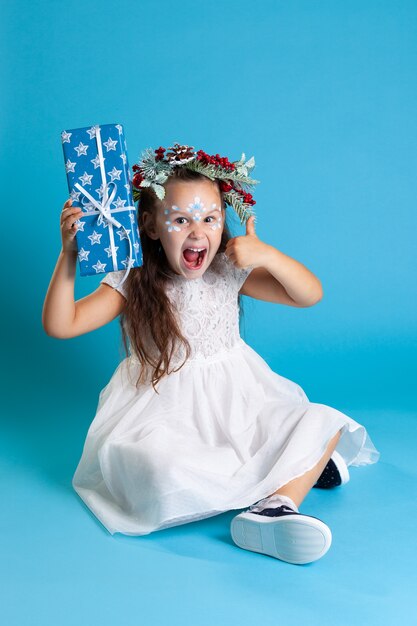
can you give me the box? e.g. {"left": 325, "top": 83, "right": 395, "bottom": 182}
{"left": 1, "top": 0, "right": 416, "bottom": 624}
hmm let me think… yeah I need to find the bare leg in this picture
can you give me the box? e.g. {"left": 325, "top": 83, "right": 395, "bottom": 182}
{"left": 270, "top": 428, "right": 343, "bottom": 508}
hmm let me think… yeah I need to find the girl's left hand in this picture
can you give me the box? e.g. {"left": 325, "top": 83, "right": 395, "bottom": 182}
{"left": 225, "top": 216, "right": 271, "bottom": 269}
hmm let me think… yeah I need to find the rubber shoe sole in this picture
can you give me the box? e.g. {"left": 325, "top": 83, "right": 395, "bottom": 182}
{"left": 230, "top": 511, "right": 332, "bottom": 565}
{"left": 332, "top": 450, "right": 350, "bottom": 485}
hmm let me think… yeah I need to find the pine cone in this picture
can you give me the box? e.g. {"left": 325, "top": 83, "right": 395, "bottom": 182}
{"left": 165, "top": 142, "right": 195, "bottom": 163}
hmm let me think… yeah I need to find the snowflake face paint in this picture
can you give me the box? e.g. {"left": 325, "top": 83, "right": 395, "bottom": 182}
{"left": 149, "top": 179, "right": 225, "bottom": 279}
{"left": 163, "top": 196, "right": 223, "bottom": 233}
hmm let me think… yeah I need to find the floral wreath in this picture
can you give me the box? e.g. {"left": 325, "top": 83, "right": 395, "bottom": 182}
{"left": 131, "top": 142, "right": 260, "bottom": 224}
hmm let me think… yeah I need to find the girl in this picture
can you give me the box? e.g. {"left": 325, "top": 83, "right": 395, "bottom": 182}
{"left": 42, "top": 143, "right": 380, "bottom": 566}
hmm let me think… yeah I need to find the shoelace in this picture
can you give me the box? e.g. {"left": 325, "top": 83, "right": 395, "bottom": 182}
{"left": 248, "top": 500, "right": 296, "bottom": 514}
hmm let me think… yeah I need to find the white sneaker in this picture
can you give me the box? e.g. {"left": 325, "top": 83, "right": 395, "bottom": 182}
{"left": 230, "top": 503, "right": 332, "bottom": 565}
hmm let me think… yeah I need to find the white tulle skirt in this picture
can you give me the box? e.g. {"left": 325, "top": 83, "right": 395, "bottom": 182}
{"left": 72, "top": 338, "right": 380, "bottom": 536}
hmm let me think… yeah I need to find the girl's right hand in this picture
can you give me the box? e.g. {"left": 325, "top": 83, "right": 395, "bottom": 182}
{"left": 60, "top": 198, "right": 84, "bottom": 254}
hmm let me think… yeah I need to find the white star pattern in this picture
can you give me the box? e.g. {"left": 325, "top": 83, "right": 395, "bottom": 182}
{"left": 78, "top": 248, "right": 90, "bottom": 262}
{"left": 86, "top": 126, "right": 98, "bottom": 139}
{"left": 92, "top": 260, "right": 107, "bottom": 273}
{"left": 70, "top": 189, "right": 81, "bottom": 202}
{"left": 63, "top": 124, "right": 142, "bottom": 276}
{"left": 97, "top": 213, "right": 109, "bottom": 228}
{"left": 91, "top": 155, "right": 104, "bottom": 169}
{"left": 95, "top": 184, "right": 115, "bottom": 202}
{"left": 108, "top": 166, "right": 122, "bottom": 182}
{"left": 121, "top": 256, "right": 135, "bottom": 270}
{"left": 104, "top": 245, "right": 119, "bottom": 257}
{"left": 65, "top": 159, "right": 76, "bottom": 173}
{"left": 113, "top": 196, "right": 127, "bottom": 209}
{"left": 117, "top": 228, "right": 131, "bottom": 241}
{"left": 61, "top": 131, "right": 72, "bottom": 143}
{"left": 88, "top": 231, "right": 103, "bottom": 245}
{"left": 74, "top": 142, "right": 89, "bottom": 157}
{"left": 82, "top": 200, "right": 96, "bottom": 210}
{"left": 96, "top": 185, "right": 105, "bottom": 199}
{"left": 79, "top": 172, "right": 93, "bottom": 186}
{"left": 103, "top": 137, "right": 117, "bottom": 151}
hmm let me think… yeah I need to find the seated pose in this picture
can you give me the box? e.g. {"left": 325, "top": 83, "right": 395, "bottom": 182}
{"left": 43, "top": 143, "right": 379, "bottom": 565}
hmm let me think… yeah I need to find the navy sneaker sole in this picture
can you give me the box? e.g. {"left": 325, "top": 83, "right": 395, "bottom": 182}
{"left": 230, "top": 508, "right": 332, "bottom": 565}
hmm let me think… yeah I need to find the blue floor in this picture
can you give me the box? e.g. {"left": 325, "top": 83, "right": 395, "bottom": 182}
{"left": 1, "top": 398, "right": 415, "bottom": 625}
{"left": 3, "top": 0, "right": 416, "bottom": 620}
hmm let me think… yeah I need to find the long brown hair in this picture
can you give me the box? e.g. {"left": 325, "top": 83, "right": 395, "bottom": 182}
{"left": 118, "top": 167, "right": 246, "bottom": 393}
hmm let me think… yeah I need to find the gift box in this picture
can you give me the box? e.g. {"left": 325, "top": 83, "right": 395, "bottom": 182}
{"left": 61, "top": 122, "right": 143, "bottom": 286}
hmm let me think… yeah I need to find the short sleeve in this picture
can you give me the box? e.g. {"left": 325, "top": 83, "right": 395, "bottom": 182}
{"left": 220, "top": 252, "right": 255, "bottom": 291}
{"left": 100, "top": 270, "right": 128, "bottom": 299}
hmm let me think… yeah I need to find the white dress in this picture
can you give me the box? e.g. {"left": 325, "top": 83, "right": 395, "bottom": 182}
{"left": 72, "top": 252, "right": 380, "bottom": 536}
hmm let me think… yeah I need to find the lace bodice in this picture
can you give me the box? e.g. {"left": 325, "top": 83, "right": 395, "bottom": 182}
{"left": 100, "top": 252, "right": 254, "bottom": 365}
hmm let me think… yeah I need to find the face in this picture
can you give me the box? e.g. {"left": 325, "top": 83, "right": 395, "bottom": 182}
{"left": 145, "top": 179, "right": 225, "bottom": 279}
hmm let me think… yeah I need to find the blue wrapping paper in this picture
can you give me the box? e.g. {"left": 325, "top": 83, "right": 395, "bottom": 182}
{"left": 61, "top": 122, "right": 143, "bottom": 287}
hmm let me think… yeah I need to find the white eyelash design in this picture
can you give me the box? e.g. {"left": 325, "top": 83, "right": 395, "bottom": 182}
{"left": 163, "top": 209, "right": 181, "bottom": 232}
{"left": 165, "top": 221, "right": 181, "bottom": 232}
{"left": 210, "top": 215, "right": 223, "bottom": 230}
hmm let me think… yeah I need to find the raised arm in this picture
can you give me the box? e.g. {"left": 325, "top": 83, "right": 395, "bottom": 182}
{"left": 42, "top": 199, "right": 126, "bottom": 339}
{"left": 228, "top": 216, "right": 323, "bottom": 307}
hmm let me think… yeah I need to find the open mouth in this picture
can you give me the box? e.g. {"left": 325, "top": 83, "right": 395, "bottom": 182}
{"left": 182, "top": 247, "right": 208, "bottom": 270}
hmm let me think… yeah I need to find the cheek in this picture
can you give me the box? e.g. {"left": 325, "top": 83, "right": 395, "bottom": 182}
{"left": 163, "top": 215, "right": 182, "bottom": 233}
{"left": 210, "top": 215, "right": 223, "bottom": 232}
